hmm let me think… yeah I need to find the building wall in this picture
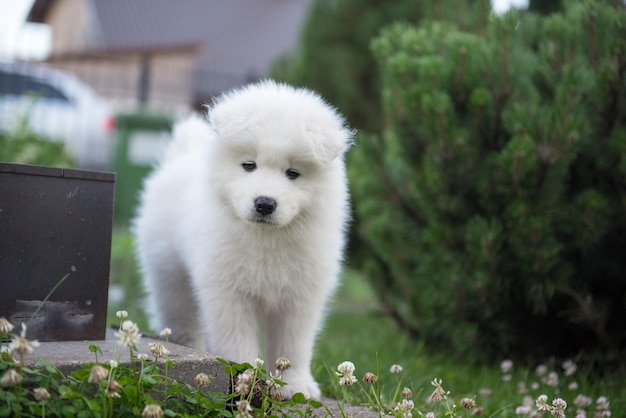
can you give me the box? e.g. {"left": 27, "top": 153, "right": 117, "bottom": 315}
{"left": 47, "top": 0, "right": 94, "bottom": 53}
{"left": 47, "top": 50, "right": 197, "bottom": 116}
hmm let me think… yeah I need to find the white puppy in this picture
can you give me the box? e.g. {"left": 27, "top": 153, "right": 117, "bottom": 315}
{"left": 133, "top": 80, "right": 353, "bottom": 399}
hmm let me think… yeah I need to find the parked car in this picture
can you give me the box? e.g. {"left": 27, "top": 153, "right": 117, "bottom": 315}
{"left": 0, "top": 62, "right": 116, "bottom": 169}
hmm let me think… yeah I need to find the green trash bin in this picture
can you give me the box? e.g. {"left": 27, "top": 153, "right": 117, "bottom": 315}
{"left": 114, "top": 113, "right": 172, "bottom": 224}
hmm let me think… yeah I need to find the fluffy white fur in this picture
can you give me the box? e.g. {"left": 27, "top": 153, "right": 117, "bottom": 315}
{"left": 133, "top": 80, "right": 353, "bottom": 399}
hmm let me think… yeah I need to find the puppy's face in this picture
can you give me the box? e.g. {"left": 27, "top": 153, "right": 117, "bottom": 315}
{"left": 207, "top": 81, "right": 353, "bottom": 229}
{"left": 211, "top": 130, "right": 325, "bottom": 228}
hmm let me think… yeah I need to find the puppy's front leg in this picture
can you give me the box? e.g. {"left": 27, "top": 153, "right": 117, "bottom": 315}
{"left": 266, "top": 307, "right": 322, "bottom": 400}
{"left": 200, "top": 295, "right": 261, "bottom": 365}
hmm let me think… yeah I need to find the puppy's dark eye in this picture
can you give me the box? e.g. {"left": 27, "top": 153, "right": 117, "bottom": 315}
{"left": 285, "top": 169, "right": 300, "bottom": 180}
{"left": 242, "top": 162, "right": 256, "bottom": 172}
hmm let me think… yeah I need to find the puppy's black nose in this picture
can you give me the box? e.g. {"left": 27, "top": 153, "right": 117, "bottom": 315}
{"left": 255, "top": 196, "right": 276, "bottom": 216}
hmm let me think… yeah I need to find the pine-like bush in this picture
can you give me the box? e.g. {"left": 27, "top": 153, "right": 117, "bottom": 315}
{"left": 350, "top": 0, "right": 626, "bottom": 363}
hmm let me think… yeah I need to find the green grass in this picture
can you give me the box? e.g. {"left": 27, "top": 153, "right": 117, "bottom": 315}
{"left": 313, "top": 310, "right": 625, "bottom": 415}
{"left": 107, "top": 227, "right": 150, "bottom": 332}
{"left": 109, "top": 229, "right": 625, "bottom": 416}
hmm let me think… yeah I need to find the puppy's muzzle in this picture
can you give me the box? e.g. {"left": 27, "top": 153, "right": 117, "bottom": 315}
{"left": 255, "top": 196, "right": 277, "bottom": 216}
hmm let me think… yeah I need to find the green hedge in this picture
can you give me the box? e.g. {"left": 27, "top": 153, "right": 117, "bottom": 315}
{"left": 350, "top": 1, "right": 626, "bottom": 363}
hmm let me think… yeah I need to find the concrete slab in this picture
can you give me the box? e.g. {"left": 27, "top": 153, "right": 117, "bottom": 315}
{"left": 31, "top": 330, "right": 231, "bottom": 394}
{"left": 28, "top": 332, "right": 379, "bottom": 417}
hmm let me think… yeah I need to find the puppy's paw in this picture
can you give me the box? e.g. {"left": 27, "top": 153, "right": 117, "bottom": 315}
{"left": 280, "top": 377, "right": 321, "bottom": 400}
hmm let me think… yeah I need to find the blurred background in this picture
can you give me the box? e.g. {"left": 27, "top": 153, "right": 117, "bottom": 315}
{"left": 1, "top": 0, "right": 625, "bottom": 412}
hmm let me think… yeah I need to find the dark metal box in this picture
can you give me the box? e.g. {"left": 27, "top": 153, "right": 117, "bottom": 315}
{"left": 0, "top": 162, "right": 115, "bottom": 341}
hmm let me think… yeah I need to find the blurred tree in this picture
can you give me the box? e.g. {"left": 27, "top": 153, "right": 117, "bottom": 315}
{"left": 272, "top": 0, "right": 491, "bottom": 134}
{"left": 528, "top": 0, "right": 562, "bottom": 14}
{"left": 351, "top": 0, "right": 626, "bottom": 363}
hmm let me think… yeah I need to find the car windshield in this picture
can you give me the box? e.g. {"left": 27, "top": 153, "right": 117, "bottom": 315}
{"left": 0, "top": 70, "right": 71, "bottom": 103}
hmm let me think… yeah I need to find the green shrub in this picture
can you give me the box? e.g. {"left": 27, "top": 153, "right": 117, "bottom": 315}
{"left": 0, "top": 115, "right": 74, "bottom": 167}
{"left": 350, "top": 1, "right": 626, "bottom": 364}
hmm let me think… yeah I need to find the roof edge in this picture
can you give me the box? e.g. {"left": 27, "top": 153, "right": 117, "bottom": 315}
{"left": 42, "top": 42, "right": 204, "bottom": 62}
{"left": 27, "top": 0, "right": 56, "bottom": 23}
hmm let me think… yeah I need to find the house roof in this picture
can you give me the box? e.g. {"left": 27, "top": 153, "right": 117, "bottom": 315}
{"left": 28, "top": 0, "right": 313, "bottom": 94}
{"left": 27, "top": 0, "right": 57, "bottom": 22}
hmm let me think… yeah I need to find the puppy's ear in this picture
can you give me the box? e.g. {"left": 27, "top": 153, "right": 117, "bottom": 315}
{"left": 209, "top": 113, "right": 247, "bottom": 139}
{"left": 168, "top": 115, "right": 214, "bottom": 156}
{"left": 304, "top": 126, "right": 355, "bottom": 164}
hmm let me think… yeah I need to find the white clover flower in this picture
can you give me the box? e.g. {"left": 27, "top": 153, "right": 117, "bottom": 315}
{"left": 274, "top": 356, "right": 291, "bottom": 371}
{"left": 106, "top": 380, "right": 122, "bottom": 398}
{"left": 568, "top": 381, "right": 578, "bottom": 390}
{"left": 116, "top": 310, "right": 128, "bottom": 319}
{"left": 236, "top": 400, "right": 253, "bottom": 418}
{"left": 362, "top": 372, "right": 378, "bottom": 384}
{"left": 268, "top": 370, "right": 282, "bottom": 381}
{"left": 393, "top": 399, "right": 415, "bottom": 418}
{"left": 553, "top": 398, "right": 567, "bottom": 408}
{"left": 429, "top": 378, "right": 447, "bottom": 403}
{"left": 574, "top": 394, "right": 592, "bottom": 409}
{"left": 159, "top": 327, "right": 172, "bottom": 338}
{"left": 479, "top": 387, "right": 492, "bottom": 397}
{"left": 110, "top": 359, "right": 118, "bottom": 368}
{"left": 544, "top": 371, "right": 559, "bottom": 387}
{"left": 536, "top": 394, "right": 550, "bottom": 412}
{"left": 552, "top": 397, "right": 567, "bottom": 417}
{"left": 236, "top": 399, "right": 252, "bottom": 412}
{"left": 141, "top": 404, "right": 164, "bottom": 418}
{"left": 234, "top": 379, "right": 250, "bottom": 395}
{"left": 339, "top": 375, "right": 357, "bottom": 386}
{"left": 122, "top": 320, "right": 140, "bottom": 333}
{"left": 390, "top": 364, "right": 403, "bottom": 373}
{"left": 0, "top": 368, "right": 22, "bottom": 386}
{"left": 239, "top": 369, "right": 254, "bottom": 384}
{"left": 9, "top": 323, "right": 40, "bottom": 356}
{"left": 33, "top": 387, "right": 51, "bottom": 401}
{"left": 595, "top": 396, "right": 611, "bottom": 417}
{"left": 515, "top": 405, "right": 532, "bottom": 415}
{"left": 194, "top": 373, "right": 211, "bottom": 388}
{"left": 461, "top": 397, "right": 477, "bottom": 410}
{"left": 336, "top": 361, "right": 357, "bottom": 386}
{"left": 148, "top": 342, "right": 169, "bottom": 358}
{"left": 562, "top": 359, "right": 577, "bottom": 376}
{"left": 500, "top": 359, "right": 513, "bottom": 373}
{"left": 535, "top": 364, "right": 548, "bottom": 376}
{"left": 0, "top": 317, "right": 14, "bottom": 334}
{"left": 271, "top": 390, "right": 285, "bottom": 402}
{"left": 401, "top": 399, "right": 414, "bottom": 410}
{"left": 518, "top": 381, "right": 528, "bottom": 394}
{"left": 337, "top": 361, "right": 356, "bottom": 375}
{"left": 88, "top": 364, "right": 109, "bottom": 384}
{"left": 254, "top": 357, "right": 264, "bottom": 368}
{"left": 137, "top": 353, "right": 149, "bottom": 361}
{"left": 115, "top": 320, "right": 142, "bottom": 347}
{"left": 596, "top": 396, "right": 610, "bottom": 409}
{"left": 235, "top": 370, "right": 255, "bottom": 395}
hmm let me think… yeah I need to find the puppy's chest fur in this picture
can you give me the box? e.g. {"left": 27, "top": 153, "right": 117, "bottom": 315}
{"left": 214, "top": 233, "right": 319, "bottom": 309}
